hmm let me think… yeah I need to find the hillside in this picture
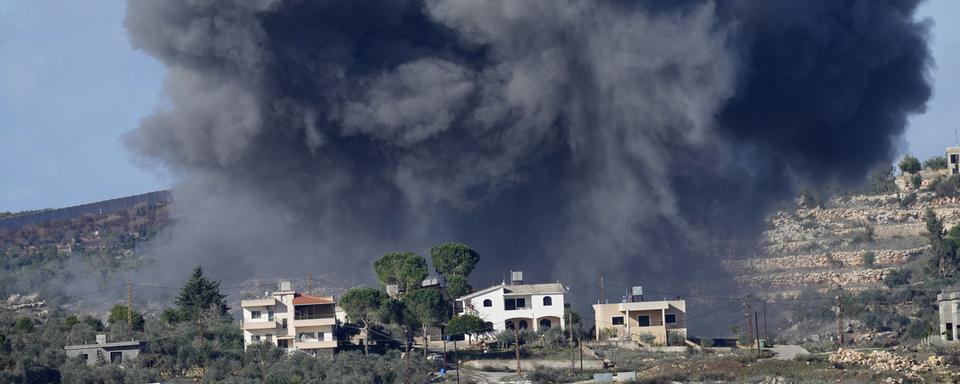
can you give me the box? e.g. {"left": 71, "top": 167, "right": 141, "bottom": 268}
{"left": 0, "top": 198, "right": 171, "bottom": 298}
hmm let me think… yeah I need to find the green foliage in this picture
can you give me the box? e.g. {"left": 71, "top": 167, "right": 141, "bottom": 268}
{"left": 14, "top": 317, "right": 33, "bottom": 332}
{"left": 430, "top": 242, "right": 480, "bottom": 277}
{"left": 373, "top": 252, "right": 428, "bottom": 293}
{"left": 924, "top": 209, "right": 960, "bottom": 278}
{"left": 445, "top": 314, "right": 487, "bottom": 337}
{"left": 175, "top": 266, "right": 230, "bottom": 322}
{"left": 911, "top": 174, "right": 922, "bottom": 189}
{"left": 339, "top": 287, "right": 389, "bottom": 348}
{"left": 866, "top": 166, "right": 898, "bottom": 195}
{"left": 899, "top": 154, "right": 921, "bottom": 174}
{"left": 931, "top": 175, "right": 960, "bottom": 197}
{"left": 924, "top": 155, "right": 947, "bottom": 170}
{"left": 638, "top": 332, "right": 656, "bottom": 345}
{"left": 883, "top": 268, "right": 912, "bottom": 288}
{"left": 861, "top": 251, "right": 876, "bottom": 268}
{"left": 667, "top": 330, "right": 686, "bottom": 346}
{"left": 898, "top": 192, "right": 917, "bottom": 208}
{"left": 445, "top": 275, "right": 470, "bottom": 300}
{"left": 107, "top": 304, "right": 145, "bottom": 331}
{"left": 401, "top": 289, "right": 445, "bottom": 329}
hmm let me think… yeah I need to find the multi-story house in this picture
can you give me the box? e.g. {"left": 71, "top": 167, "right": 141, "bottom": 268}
{"left": 592, "top": 297, "right": 687, "bottom": 345}
{"left": 240, "top": 281, "right": 338, "bottom": 355}
{"left": 455, "top": 272, "right": 566, "bottom": 334}
{"left": 938, "top": 290, "right": 960, "bottom": 343}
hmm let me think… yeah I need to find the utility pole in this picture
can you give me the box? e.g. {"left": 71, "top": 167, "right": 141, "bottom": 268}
{"left": 837, "top": 285, "right": 845, "bottom": 347}
{"left": 568, "top": 308, "right": 575, "bottom": 372}
{"left": 306, "top": 275, "right": 312, "bottom": 293}
{"left": 599, "top": 276, "right": 606, "bottom": 304}
{"left": 514, "top": 325, "right": 522, "bottom": 377}
{"left": 754, "top": 312, "right": 761, "bottom": 358}
{"left": 744, "top": 295, "right": 754, "bottom": 348}
{"left": 579, "top": 336, "right": 583, "bottom": 372}
{"left": 127, "top": 280, "right": 133, "bottom": 326}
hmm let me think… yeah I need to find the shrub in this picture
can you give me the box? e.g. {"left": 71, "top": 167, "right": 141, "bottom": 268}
{"left": 667, "top": 330, "right": 686, "bottom": 346}
{"left": 912, "top": 174, "right": 923, "bottom": 189}
{"left": 924, "top": 155, "right": 947, "bottom": 170}
{"left": 899, "top": 155, "right": 921, "bottom": 174}
{"left": 862, "top": 251, "right": 876, "bottom": 268}
{"left": 883, "top": 268, "right": 912, "bottom": 288}
{"left": 898, "top": 192, "right": 917, "bottom": 208}
{"left": 14, "top": 317, "right": 33, "bottom": 332}
{"left": 638, "top": 332, "right": 656, "bottom": 345}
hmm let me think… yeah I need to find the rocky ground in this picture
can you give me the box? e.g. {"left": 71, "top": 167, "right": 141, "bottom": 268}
{"left": 724, "top": 192, "right": 960, "bottom": 296}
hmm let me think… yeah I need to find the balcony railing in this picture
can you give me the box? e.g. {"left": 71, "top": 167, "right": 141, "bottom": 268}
{"left": 242, "top": 320, "right": 279, "bottom": 330}
{"left": 292, "top": 317, "right": 336, "bottom": 327}
{"left": 295, "top": 340, "right": 337, "bottom": 349}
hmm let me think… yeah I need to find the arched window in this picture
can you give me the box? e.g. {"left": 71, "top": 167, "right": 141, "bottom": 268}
{"left": 484, "top": 322, "right": 493, "bottom": 331}
{"left": 506, "top": 320, "right": 515, "bottom": 330}
{"left": 483, "top": 299, "right": 492, "bottom": 307}
{"left": 539, "top": 319, "right": 551, "bottom": 329}
{"left": 542, "top": 296, "right": 553, "bottom": 306}
{"left": 518, "top": 320, "right": 528, "bottom": 329}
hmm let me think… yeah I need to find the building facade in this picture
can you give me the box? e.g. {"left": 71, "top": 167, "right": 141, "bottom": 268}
{"left": 64, "top": 334, "right": 143, "bottom": 365}
{"left": 592, "top": 299, "right": 687, "bottom": 345}
{"left": 938, "top": 290, "right": 960, "bottom": 343}
{"left": 240, "top": 281, "right": 338, "bottom": 354}
{"left": 456, "top": 277, "right": 566, "bottom": 334}
{"left": 948, "top": 147, "right": 960, "bottom": 175}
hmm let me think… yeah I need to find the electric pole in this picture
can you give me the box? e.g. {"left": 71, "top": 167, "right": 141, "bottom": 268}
{"left": 744, "top": 295, "right": 754, "bottom": 348}
{"left": 763, "top": 300, "right": 768, "bottom": 341}
{"left": 306, "top": 275, "right": 312, "bottom": 293}
{"left": 568, "top": 308, "right": 575, "bottom": 372}
{"left": 599, "top": 276, "right": 606, "bottom": 304}
{"left": 754, "top": 311, "right": 761, "bottom": 358}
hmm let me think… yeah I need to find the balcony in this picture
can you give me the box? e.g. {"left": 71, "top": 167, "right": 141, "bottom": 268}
{"left": 241, "top": 298, "right": 275, "bottom": 308}
{"left": 295, "top": 340, "right": 337, "bottom": 349}
{"left": 243, "top": 320, "right": 279, "bottom": 330}
{"left": 292, "top": 317, "right": 336, "bottom": 327}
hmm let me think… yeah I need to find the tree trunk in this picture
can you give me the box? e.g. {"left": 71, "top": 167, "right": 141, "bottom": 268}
{"left": 362, "top": 322, "right": 369, "bottom": 355}
{"left": 423, "top": 325, "right": 429, "bottom": 357}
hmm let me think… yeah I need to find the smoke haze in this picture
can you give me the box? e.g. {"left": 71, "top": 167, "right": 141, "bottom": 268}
{"left": 123, "top": 0, "right": 932, "bottom": 296}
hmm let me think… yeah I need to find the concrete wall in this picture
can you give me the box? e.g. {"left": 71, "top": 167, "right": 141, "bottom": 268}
{"left": 938, "top": 291, "right": 959, "bottom": 343}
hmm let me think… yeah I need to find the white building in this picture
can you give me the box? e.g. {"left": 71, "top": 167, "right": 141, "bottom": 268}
{"left": 455, "top": 273, "right": 566, "bottom": 334}
{"left": 938, "top": 290, "right": 960, "bottom": 343}
{"left": 240, "top": 281, "right": 339, "bottom": 355}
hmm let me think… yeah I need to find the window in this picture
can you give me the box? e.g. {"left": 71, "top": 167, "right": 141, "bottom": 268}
{"left": 282, "top": 318, "right": 288, "bottom": 329}
{"left": 484, "top": 322, "right": 493, "bottom": 330}
{"left": 947, "top": 323, "right": 955, "bottom": 341}
{"left": 518, "top": 320, "right": 528, "bottom": 329}
{"left": 665, "top": 314, "right": 677, "bottom": 324}
{"left": 265, "top": 334, "right": 273, "bottom": 343}
{"left": 612, "top": 316, "right": 624, "bottom": 325}
{"left": 506, "top": 321, "right": 515, "bottom": 330}
{"left": 504, "top": 298, "right": 526, "bottom": 310}
{"left": 638, "top": 315, "right": 651, "bottom": 327}
{"left": 267, "top": 310, "right": 274, "bottom": 321}
{"left": 298, "top": 332, "right": 318, "bottom": 342}
{"left": 252, "top": 335, "right": 261, "bottom": 342}
{"left": 78, "top": 353, "right": 88, "bottom": 362}
{"left": 251, "top": 310, "right": 261, "bottom": 319}
{"left": 295, "top": 304, "right": 333, "bottom": 320}
{"left": 110, "top": 351, "right": 123, "bottom": 363}
{"left": 278, "top": 339, "right": 289, "bottom": 348}
{"left": 539, "top": 319, "right": 552, "bottom": 328}
{"left": 543, "top": 296, "right": 552, "bottom": 306}
{"left": 483, "top": 299, "right": 493, "bottom": 307}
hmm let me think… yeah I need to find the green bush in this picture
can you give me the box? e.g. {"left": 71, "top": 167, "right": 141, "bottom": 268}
{"left": 924, "top": 156, "right": 947, "bottom": 170}
{"left": 912, "top": 174, "right": 923, "bottom": 189}
{"left": 883, "top": 268, "right": 912, "bottom": 288}
{"left": 899, "top": 155, "right": 921, "bottom": 174}
{"left": 862, "top": 251, "right": 876, "bottom": 268}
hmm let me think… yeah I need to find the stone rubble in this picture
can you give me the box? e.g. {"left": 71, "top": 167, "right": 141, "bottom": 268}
{"left": 827, "top": 348, "right": 950, "bottom": 380}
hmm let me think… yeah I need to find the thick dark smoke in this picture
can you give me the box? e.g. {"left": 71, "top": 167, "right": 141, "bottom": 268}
{"left": 123, "top": 0, "right": 931, "bottom": 297}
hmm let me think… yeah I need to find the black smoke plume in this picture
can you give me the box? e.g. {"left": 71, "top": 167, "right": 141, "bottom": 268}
{"left": 123, "top": 0, "right": 931, "bottom": 298}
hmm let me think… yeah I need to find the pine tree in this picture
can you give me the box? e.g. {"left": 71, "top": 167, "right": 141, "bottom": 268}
{"left": 176, "top": 266, "right": 230, "bottom": 321}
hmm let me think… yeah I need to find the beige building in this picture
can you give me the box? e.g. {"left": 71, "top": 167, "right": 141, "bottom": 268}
{"left": 240, "top": 281, "right": 338, "bottom": 355}
{"left": 948, "top": 147, "right": 960, "bottom": 175}
{"left": 938, "top": 290, "right": 960, "bottom": 343}
{"left": 592, "top": 299, "right": 687, "bottom": 345}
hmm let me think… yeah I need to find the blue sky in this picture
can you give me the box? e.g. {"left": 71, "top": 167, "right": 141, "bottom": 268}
{"left": 0, "top": 0, "right": 958, "bottom": 212}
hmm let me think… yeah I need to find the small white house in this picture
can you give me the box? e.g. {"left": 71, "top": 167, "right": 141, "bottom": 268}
{"left": 456, "top": 274, "right": 566, "bottom": 334}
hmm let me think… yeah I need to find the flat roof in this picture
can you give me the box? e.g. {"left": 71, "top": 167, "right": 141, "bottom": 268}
{"left": 65, "top": 341, "right": 142, "bottom": 350}
{"left": 457, "top": 282, "right": 566, "bottom": 300}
